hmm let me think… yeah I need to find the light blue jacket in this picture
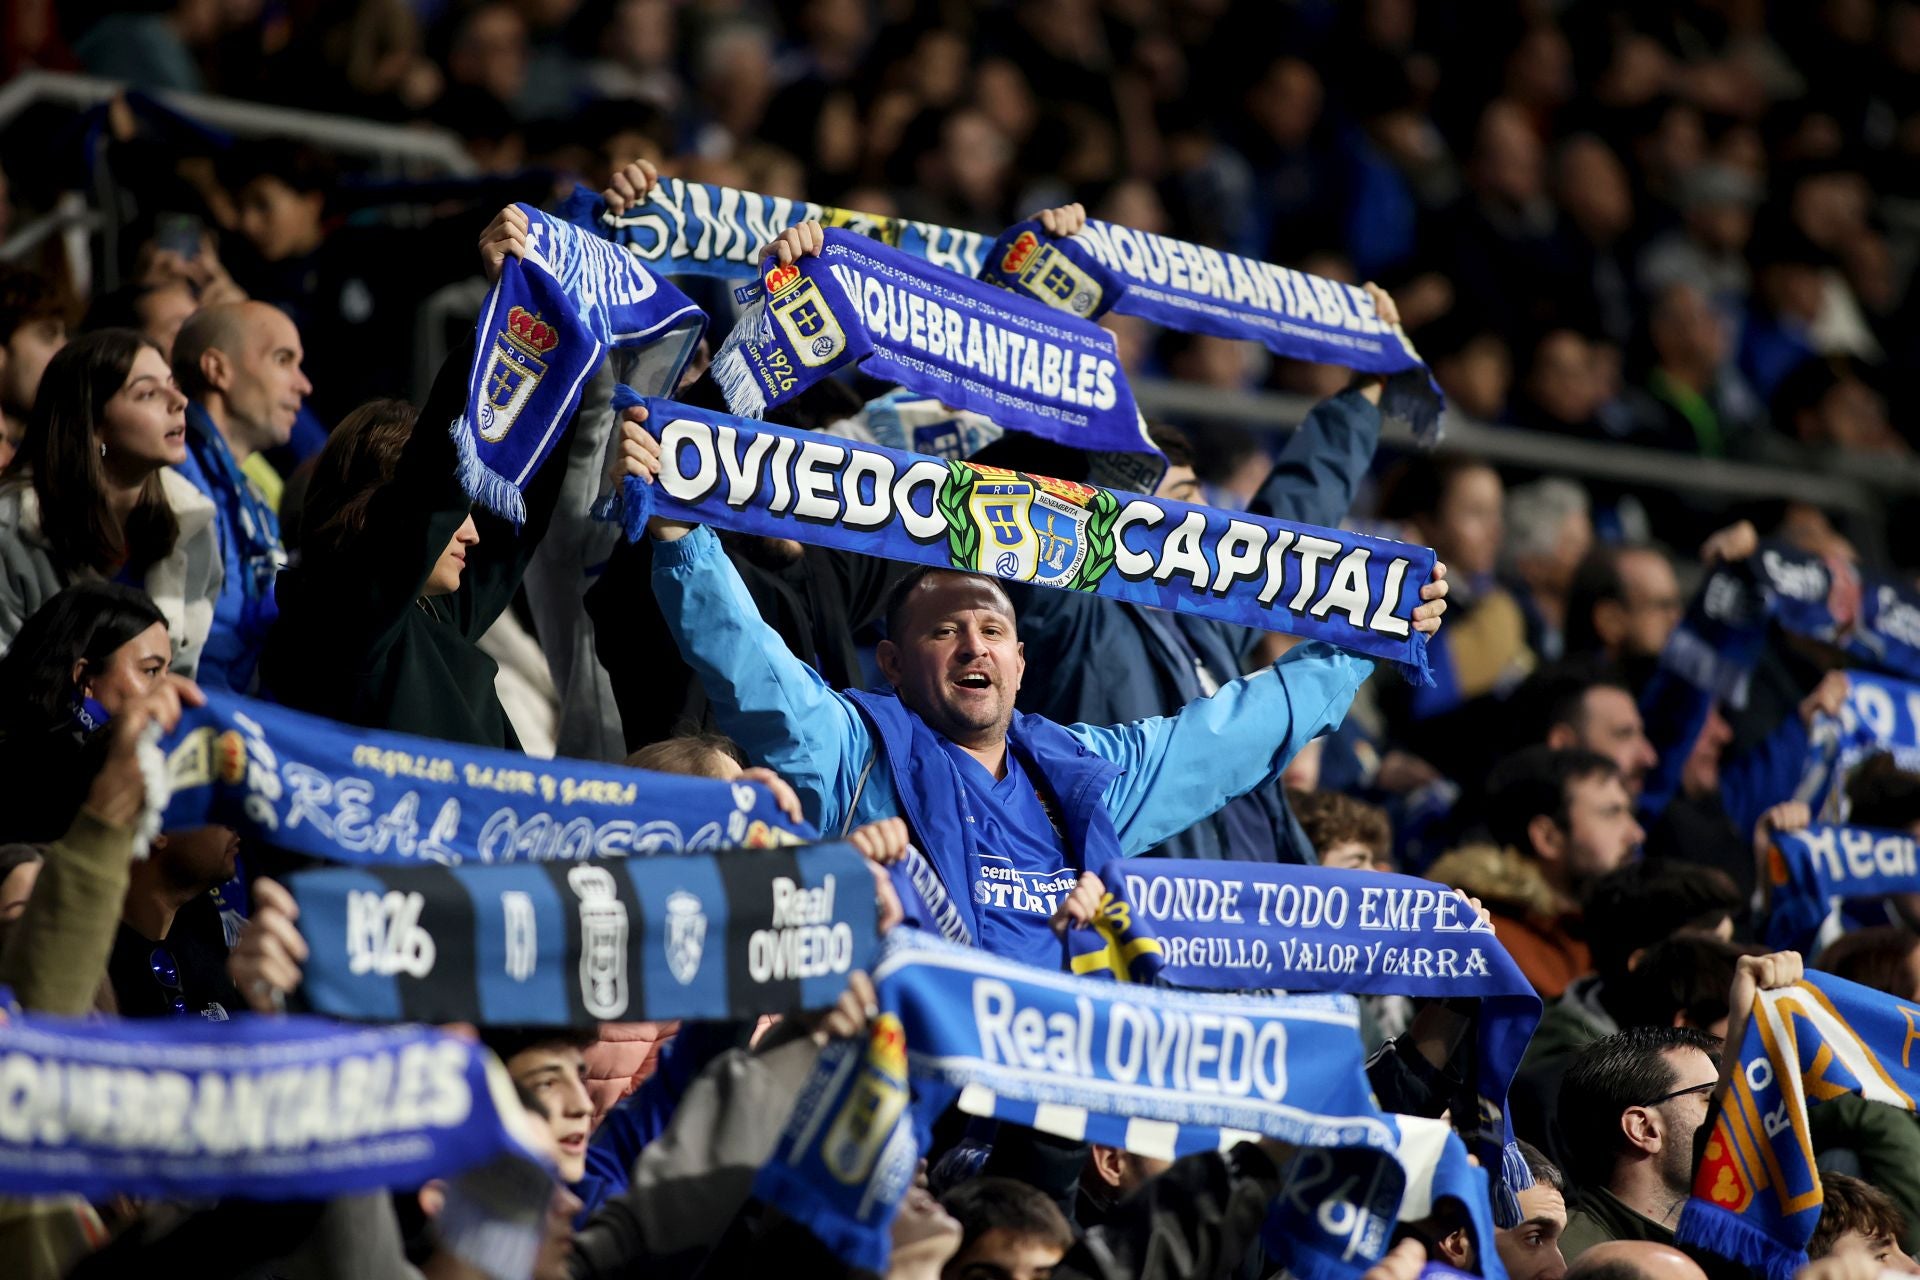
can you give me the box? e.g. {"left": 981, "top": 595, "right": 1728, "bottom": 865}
{"left": 651, "top": 524, "right": 1373, "bottom": 849}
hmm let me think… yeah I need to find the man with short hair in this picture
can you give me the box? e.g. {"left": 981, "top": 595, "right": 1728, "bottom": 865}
{"left": 0, "top": 263, "right": 67, "bottom": 470}
{"left": 1556, "top": 1026, "right": 1723, "bottom": 1260}
{"left": 1518, "top": 661, "right": 1660, "bottom": 797}
{"left": 171, "top": 301, "right": 307, "bottom": 690}
{"left": 1564, "top": 546, "right": 1684, "bottom": 669}
{"left": 939, "top": 1176, "right": 1074, "bottom": 1280}
{"left": 638, "top": 476, "right": 1445, "bottom": 966}
{"left": 1437, "top": 746, "right": 1642, "bottom": 996}
{"left": 1498, "top": 1141, "right": 1571, "bottom": 1280}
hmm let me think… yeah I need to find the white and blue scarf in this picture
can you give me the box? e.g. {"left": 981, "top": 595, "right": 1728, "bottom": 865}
{"left": 1797, "top": 671, "right": 1920, "bottom": 821}
{"left": 979, "top": 218, "right": 1446, "bottom": 443}
{"left": 558, "top": 179, "right": 992, "bottom": 279}
{"left": 618, "top": 398, "right": 1438, "bottom": 680}
{"left": 151, "top": 692, "right": 814, "bottom": 867}
{"left": 710, "top": 229, "right": 1163, "bottom": 482}
{"left": 1679, "top": 973, "right": 1920, "bottom": 1280}
{"left": 755, "top": 930, "right": 1396, "bottom": 1273}
{"left": 1066, "top": 860, "right": 1538, "bottom": 1224}
{"left": 453, "top": 205, "right": 705, "bottom": 523}
{"left": 565, "top": 180, "right": 1442, "bottom": 434}
{"left": 1764, "top": 823, "right": 1920, "bottom": 952}
{"left": 0, "top": 1011, "right": 544, "bottom": 1201}
{"left": 283, "top": 843, "right": 877, "bottom": 1026}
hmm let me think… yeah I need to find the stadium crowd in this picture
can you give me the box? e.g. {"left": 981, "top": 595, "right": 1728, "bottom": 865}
{"left": 1, "top": 2, "right": 1920, "bottom": 1280}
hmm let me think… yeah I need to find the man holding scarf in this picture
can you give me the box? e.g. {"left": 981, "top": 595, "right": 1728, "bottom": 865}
{"left": 620, "top": 223, "right": 1451, "bottom": 969}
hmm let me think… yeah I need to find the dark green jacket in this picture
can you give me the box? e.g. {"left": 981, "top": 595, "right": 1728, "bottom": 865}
{"left": 1561, "top": 1185, "right": 1675, "bottom": 1261}
{"left": 263, "top": 338, "right": 574, "bottom": 749}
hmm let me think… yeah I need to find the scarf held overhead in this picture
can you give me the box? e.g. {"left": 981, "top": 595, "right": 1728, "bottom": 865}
{"left": 755, "top": 929, "right": 1396, "bottom": 1273}
{"left": 152, "top": 691, "right": 815, "bottom": 867}
{"left": 1678, "top": 972, "right": 1920, "bottom": 1280}
{"left": 1067, "top": 859, "right": 1539, "bottom": 1223}
{"left": 631, "top": 398, "right": 1437, "bottom": 679}
{"left": 560, "top": 178, "right": 990, "bottom": 279}
{"left": 285, "top": 844, "right": 878, "bottom": 1025}
{"left": 0, "top": 1013, "right": 543, "bottom": 1202}
{"left": 979, "top": 218, "right": 1446, "bottom": 443}
{"left": 710, "top": 230, "right": 1162, "bottom": 480}
{"left": 1763, "top": 824, "right": 1920, "bottom": 952}
{"left": 454, "top": 204, "right": 706, "bottom": 522}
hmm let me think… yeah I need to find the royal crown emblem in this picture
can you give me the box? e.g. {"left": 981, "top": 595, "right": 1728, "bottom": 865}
{"left": 764, "top": 261, "right": 802, "bottom": 296}
{"left": 504, "top": 306, "right": 559, "bottom": 355}
{"left": 477, "top": 307, "right": 558, "bottom": 444}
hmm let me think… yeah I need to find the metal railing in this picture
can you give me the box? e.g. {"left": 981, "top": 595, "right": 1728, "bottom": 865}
{"left": 1132, "top": 379, "right": 1914, "bottom": 513}
{"left": 0, "top": 70, "right": 476, "bottom": 175}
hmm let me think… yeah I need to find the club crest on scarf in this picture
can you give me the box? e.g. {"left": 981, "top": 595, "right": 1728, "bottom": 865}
{"left": 764, "top": 259, "right": 848, "bottom": 366}
{"left": 995, "top": 229, "right": 1106, "bottom": 318}
{"left": 665, "top": 888, "right": 707, "bottom": 985}
{"left": 640, "top": 398, "right": 1437, "bottom": 679}
{"left": 478, "top": 306, "right": 561, "bottom": 443}
{"left": 570, "top": 865, "right": 630, "bottom": 1017}
{"left": 942, "top": 464, "right": 1115, "bottom": 590}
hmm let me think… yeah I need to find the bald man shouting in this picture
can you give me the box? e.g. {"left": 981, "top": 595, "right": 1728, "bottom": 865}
{"left": 172, "top": 302, "right": 310, "bottom": 691}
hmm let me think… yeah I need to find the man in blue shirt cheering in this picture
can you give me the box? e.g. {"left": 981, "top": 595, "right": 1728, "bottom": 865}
{"left": 622, "top": 224, "right": 1450, "bottom": 969}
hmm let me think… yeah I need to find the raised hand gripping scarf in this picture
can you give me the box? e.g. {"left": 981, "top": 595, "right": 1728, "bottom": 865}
{"left": 709, "top": 230, "right": 1163, "bottom": 485}
{"left": 557, "top": 179, "right": 990, "bottom": 279}
{"left": 979, "top": 219, "right": 1446, "bottom": 443}
{"left": 0, "top": 1012, "right": 544, "bottom": 1201}
{"left": 1799, "top": 671, "right": 1920, "bottom": 822}
{"left": 1065, "top": 860, "right": 1539, "bottom": 1223}
{"left": 755, "top": 929, "right": 1397, "bottom": 1273}
{"left": 454, "top": 204, "right": 705, "bottom": 523}
{"left": 628, "top": 398, "right": 1438, "bottom": 680}
{"left": 1763, "top": 823, "right": 1920, "bottom": 952}
{"left": 284, "top": 845, "right": 877, "bottom": 1025}
{"left": 151, "top": 691, "right": 814, "bottom": 867}
{"left": 1677, "top": 972, "right": 1920, "bottom": 1280}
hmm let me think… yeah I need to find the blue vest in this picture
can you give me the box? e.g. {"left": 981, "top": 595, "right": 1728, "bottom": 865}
{"left": 843, "top": 688, "right": 1124, "bottom": 949}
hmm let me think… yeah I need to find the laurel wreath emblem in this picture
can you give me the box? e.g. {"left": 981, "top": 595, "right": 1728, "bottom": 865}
{"left": 937, "top": 461, "right": 978, "bottom": 571}
{"left": 1067, "top": 488, "right": 1121, "bottom": 593}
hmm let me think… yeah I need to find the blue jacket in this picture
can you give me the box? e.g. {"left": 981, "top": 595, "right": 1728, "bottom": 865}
{"left": 652, "top": 524, "right": 1372, "bottom": 914}
{"left": 177, "top": 403, "right": 282, "bottom": 692}
{"left": 1009, "top": 387, "right": 1384, "bottom": 863}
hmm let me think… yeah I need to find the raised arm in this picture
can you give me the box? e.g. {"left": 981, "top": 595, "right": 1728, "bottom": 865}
{"left": 1077, "top": 640, "right": 1374, "bottom": 856}
{"left": 649, "top": 524, "right": 872, "bottom": 831}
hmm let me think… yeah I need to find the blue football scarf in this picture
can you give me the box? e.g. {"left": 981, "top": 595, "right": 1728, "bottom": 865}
{"left": 1065, "top": 860, "right": 1538, "bottom": 1223}
{"left": 284, "top": 844, "right": 877, "bottom": 1026}
{"left": 1662, "top": 543, "right": 1920, "bottom": 713}
{"left": 0, "top": 1012, "right": 544, "bottom": 1201}
{"left": 1763, "top": 824, "right": 1920, "bottom": 952}
{"left": 1677, "top": 972, "right": 1920, "bottom": 1280}
{"left": 980, "top": 219, "right": 1446, "bottom": 443}
{"left": 558, "top": 179, "right": 991, "bottom": 280}
{"left": 1798, "top": 671, "right": 1920, "bottom": 821}
{"left": 755, "top": 929, "right": 1397, "bottom": 1273}
{"left": 1265, "top": 1116, "right": 1510, "bottom": 1280}
{"left": 151, "top": 691, "right": 815, "bottom": 866}
{"left": 625, "top": 398, "right": 1438, "bottom": 680}
{"left": 709, "top": 230, "right": 1163, "bottom": 480}
{"left": 888, "top": 843, "right": 973, "bottom": 947}
{"left": 454, "top": 205, "right": 705, "bottom": 523}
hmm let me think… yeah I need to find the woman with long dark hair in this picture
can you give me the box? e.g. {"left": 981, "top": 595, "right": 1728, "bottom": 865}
{"left": 0, "top": 580, "right": 170, "bottom": 841}
{"left": 0, "top": 329, "right": 221, "bottom": 677}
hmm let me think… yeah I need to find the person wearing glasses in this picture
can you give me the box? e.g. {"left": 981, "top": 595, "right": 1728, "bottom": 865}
{"left": 1554, "top": 952, "right": 1804, "bottom": 1263}
{"left": 105, "top": 822, "right": 244, "bottom": 1020}
{"left": 1553, "top": 1024, "right": 1723, "bottom": 1261}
